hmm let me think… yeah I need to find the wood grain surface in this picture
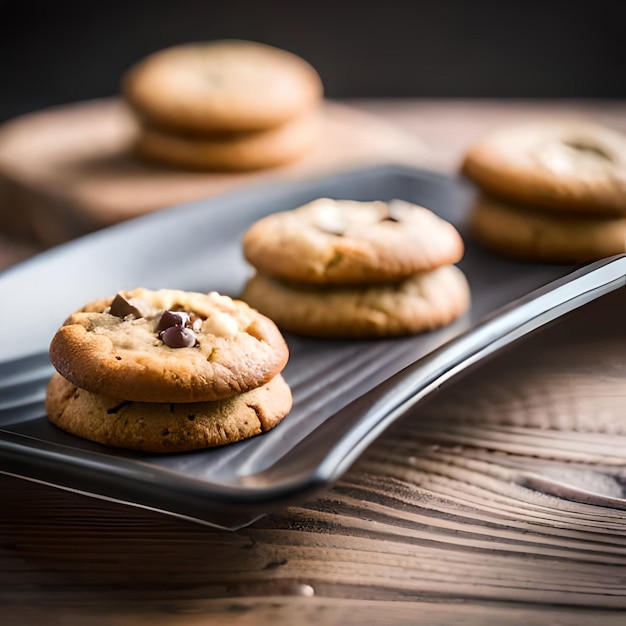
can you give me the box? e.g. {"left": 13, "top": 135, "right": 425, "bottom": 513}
{"left": 1, "top": 100, "right": 626, "bottom": 625}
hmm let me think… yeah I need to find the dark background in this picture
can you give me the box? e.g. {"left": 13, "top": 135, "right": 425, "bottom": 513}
{"left": 1, "top": 0, "right": 625, "bottom": 123}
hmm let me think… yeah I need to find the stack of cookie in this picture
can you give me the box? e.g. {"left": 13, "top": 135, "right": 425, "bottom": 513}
{"left": 241, "top": 198, "right": 470, "bottom": 338}
{"left": 461, "top": 120, "right": 626, "bottom": 263}
{"left": 122, "top": 40, "right": 324, "bottom": 171}
{"left": 45, "top": 288, "right": 292, "bottom": 453}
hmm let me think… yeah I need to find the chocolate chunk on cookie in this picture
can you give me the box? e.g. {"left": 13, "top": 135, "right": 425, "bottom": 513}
{"left": 242, "top": 198, "right": 465, "bottom": 285}
{"left": 461, "top": 120, "right": 626, "bottom": 215}
{"left": 46, "top": 372, "right": 292, "bottom": 453}
{"left": 123, "top": 40, "right": 323, "bottom": 134}
{"left": 241, "top": 266, "right": 470, "bottom": 338}
{"left": 49, "top": 288, "right": 289, "bottom": 403}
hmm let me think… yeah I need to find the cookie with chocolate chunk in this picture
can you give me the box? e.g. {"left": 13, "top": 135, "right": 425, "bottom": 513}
{"left": 123, "top": 40, "right": 323, "bottom": 134}
{"left": 241, "top": 265, "right": 470, "bottom": 338}
{"left": 461, "top": 120, "right": 626, "bottom": 215}
{"left": 49, "top": 288, "right": 289, "bottom": 403}
{"left": 46, "top": 371, "right": 292, "bottom": 453}
{"left": 242, "top": 198, "right": 465, "bottom": 285}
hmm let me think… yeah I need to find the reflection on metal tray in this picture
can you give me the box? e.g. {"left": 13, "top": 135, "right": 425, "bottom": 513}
{"left": 1, "top": 164, "right": 623, "bottom": 529}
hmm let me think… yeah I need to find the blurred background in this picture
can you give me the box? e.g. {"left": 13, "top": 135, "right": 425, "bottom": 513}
{"left": 1, "top": 0, "right": 625, "bottom": 123}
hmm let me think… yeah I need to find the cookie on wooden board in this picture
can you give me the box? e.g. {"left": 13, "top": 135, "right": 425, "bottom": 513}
{"left": 134, "top": 111, "right": 319, "bottom": 171}
{"left": 49, "top": 288, "right": 289, "bottom": 403}
{"left": 461, "top": 120, "right": 626, "bottom": 215}
{"left": 241, "top": 266, "right": 470, "bottom": 339}
{"left": 123, "top": 40, "right": 323, "bottom": 134}
{"left": 242, "top": 198, "right": 465, "bottom": 285}
{"left": 46, "top": 371, "right": 292, "bottom": 453}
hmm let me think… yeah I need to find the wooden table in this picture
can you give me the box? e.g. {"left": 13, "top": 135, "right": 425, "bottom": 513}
{"left": 1, "top": 100, "right": 626, "bottom": 625}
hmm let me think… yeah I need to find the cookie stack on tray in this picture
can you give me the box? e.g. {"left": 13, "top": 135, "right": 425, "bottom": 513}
{"left": 45, "top": 288, "right": 292, "bottom": 453}
{"left": 240, "top": 198, "right": 470, "bottom": 338}
{"left": 122, "top": 40, "right": 324, "bottom": 171}
{"left": 461, "top": 120, "right": 626, "bottom": 263}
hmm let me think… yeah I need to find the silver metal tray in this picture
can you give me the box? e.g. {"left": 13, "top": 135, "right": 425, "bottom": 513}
{"left": 1, "top": 164, "right": 625, "bottom": 529}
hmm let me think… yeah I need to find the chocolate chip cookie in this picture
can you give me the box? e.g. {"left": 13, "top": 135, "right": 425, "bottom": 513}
{"left": 469, "top": 193, "right": 626, "bottom": 263}
{"left": 123, "top": 40, "right": 324, "bottom": 134}
{"left": 49, "top": 288, "right": 289, "bottom": 403}
{"left": 46, "top": 371, "right": 292, "bottom": 453}
{"left": 461, "top": 120, "right": 626, "bottom": 263}
{"left": 461, "top": 120, "right": 626, "bottom": 215}
{"left": 242, "top": 198, "right": 465, "bottom": 285}
{"left": 134, "top": 111, "right": 319, "bottom": 171}
{"left": 241, "top": 266, "right": 470, "bottom": 338}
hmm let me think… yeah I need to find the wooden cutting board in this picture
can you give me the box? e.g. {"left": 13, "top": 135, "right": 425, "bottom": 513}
{"left": 0, "top": 98, "right": 429, "bottom": 247}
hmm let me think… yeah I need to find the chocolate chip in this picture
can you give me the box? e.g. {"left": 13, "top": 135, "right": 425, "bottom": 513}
{"left": 160, "top": 325, "right": 197, "bottom": 348}
{"left": 157, "top": 310, "right": 191, "bottom": 332}
{"left": 157, "top": 309, "right": 200, "bottom": 348}
{"left": 109, "top": 293, "right": 148, "bottom": 319}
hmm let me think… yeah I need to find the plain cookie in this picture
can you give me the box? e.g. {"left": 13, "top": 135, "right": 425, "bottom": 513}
{"left": 134, "top": 111, "right": 319, "bottom": 171}
{"left": 461, "top": 120, "right": 626, "bottom": 215}
{"left": 242, "top": 198, "right": 465, "bottom": 285}
{"left": 469, "top": 193, "right": 626, "bottom": 263}
{"left": 241, "top": 265, "right": 470, "bottom": 338}
{"left": 122, "top": 40, "right": 323, "bottom": 134}
{"left": 49, "top": 288, "right": 289, "bottom": 403}
{"left": 46, "top": 372, "right": 292, "bottom": 453}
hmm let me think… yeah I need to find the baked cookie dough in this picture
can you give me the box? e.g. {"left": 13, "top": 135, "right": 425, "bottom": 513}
{"left": 469, "top": 193, "right": 626, "bottom": 263}
{"left": 461, "top": 120, "right": 626, "bottom": 215}
{"left": 241, "top": 266, "right": 470, "bottom": 338}
{"left": 49, "top": 288, "right": 289, "bottom": 403}
{"left": 46, "top": 371, "right": 292, "bottom": 453}
{"left": 134, "top": 111, "right": 319, "bottom": 171}
{"left": 123, "top": 40, "right": 323, "bottom": 134}
{"left": 242, "top": 198, "right": 465, "bottom": 285}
